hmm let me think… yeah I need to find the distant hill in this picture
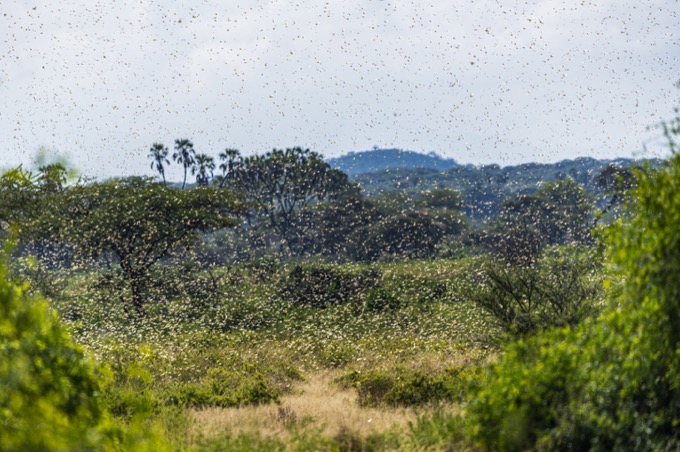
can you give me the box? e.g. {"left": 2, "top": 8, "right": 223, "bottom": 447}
{"left": 328, "top": 148, "right": 459, "bottom": 176}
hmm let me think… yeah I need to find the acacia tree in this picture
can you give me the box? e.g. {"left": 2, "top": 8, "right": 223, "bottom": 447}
{"left": 173, "top": 139, "right": 196, "bottom": 189}
{"left": 31, "top": 177, "right": 243, "bottom": 317}
{"left": 223, "top": 147, "right": 352, "bottom": 254}
{"left": 148, "top": 143, "right": 170, "bottom": 184}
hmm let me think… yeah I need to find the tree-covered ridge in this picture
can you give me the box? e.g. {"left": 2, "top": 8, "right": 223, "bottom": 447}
{"left": 350, "top": 156, "right": 657, "bottom": 220}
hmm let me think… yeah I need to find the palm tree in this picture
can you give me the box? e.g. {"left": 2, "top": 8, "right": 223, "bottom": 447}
{"left": 173, "top": 139, "right": 196, "bottom": 189}
{"left": 217, "top": 148, "right": 241, "bottom": 188}
{"left": 193, "top": 153, "right": 216, "bottom": 186}
{"left": 148, "top": 143, "right": 170, "bottom": 184}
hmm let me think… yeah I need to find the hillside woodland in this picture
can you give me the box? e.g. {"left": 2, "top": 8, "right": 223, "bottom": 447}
{"left": 0, "top": 111, "right": 677, "bottom": 450}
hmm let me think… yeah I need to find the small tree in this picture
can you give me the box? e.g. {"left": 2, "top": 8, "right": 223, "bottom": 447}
{"left": 294, "top": 189, "right": 379, "bottom": 257}
{"left": 471, "top": 249, "right": 601, "bottom": 337}
{"left": 487, "top": 178, "right": 593, "bottom": 263}
{"left": 31, "top": 178, "right": 243, "bottom": 317}
{"left": 360, "top": 210, "right": 448, "bottom": 261}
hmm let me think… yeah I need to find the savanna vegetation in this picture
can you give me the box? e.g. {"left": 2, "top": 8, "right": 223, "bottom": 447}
{"left": 1, "top": 109, "right": 678, "bottom": 450}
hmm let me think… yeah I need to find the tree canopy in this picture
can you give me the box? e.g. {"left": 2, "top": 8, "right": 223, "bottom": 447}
{"left": 222, "top": 147, "right": 353, "bottom": 254}
{"left": 29, "top": 177, "right": 244, "bottom": 316}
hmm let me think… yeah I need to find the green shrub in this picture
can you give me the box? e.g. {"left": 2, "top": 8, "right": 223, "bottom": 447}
{"left": 167, "top": 370, "right": 280, "bottom": 408}
{"left": 384, "top": 371, "right": 454, "bottom": 406}
{"left": 105, "top": 350, "right": 283, "bottom": 412}
{"left": 465, "top": 113, "right": 680, "bottom": 450}
{"left": 363, "top": 287, "right": 401, "bottom": 312}
{"left": 341, "top": 370, "right": 394, "bottom": 407}
{"left": 339, "top": 366, "right": 473, "bottom": 408}
{"left": 0, "top": 257, "right": 105, "bottom": 450}
{"left": 465, "top": 328, "right": 579, "bottom": 450}
{"left": 406, "top": 408, "right": 469, "bottom": 451}
{"left": 196, "top": 431, "right": 286, "bottom": 451}
{"left": 279, "top": 264, "right": 381, "bottom": 308}
{"left": 471, "top": 248, "right": 601, "bottom": 337}
{"left": 318, "top": 340, "right": 358, "bottom": 368}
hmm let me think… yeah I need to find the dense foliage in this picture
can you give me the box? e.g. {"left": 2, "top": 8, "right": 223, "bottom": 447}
{"left": 465, "top": 117, "right": 680, "bottom": 450}
{"left": 0, "top": 256, "right": 105, "bottom": 450}
{"left": 220, "top": 147, "right": 353, "bottom": 254}
{"left": 472, "top": 248, "right": 603, "bottom": 337}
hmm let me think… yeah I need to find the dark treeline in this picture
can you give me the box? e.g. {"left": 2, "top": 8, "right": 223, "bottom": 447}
{"left": 0, "top": 140, "right": 640, "bottom": 321}
{"left": 144, "top": 139, "right": 641, "bottom": 264}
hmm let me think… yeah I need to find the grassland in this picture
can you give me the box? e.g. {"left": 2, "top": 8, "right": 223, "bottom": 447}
{"left": 28, "top": 257, "right": 498, "bottom": 450}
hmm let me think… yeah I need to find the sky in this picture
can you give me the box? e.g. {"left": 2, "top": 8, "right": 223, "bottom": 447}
{"left": 1, "top": 0, "right": 679, "bottom": 180}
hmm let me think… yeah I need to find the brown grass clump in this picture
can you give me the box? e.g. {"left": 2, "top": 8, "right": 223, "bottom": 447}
{"left": 190, "top": 370, "right": 452, "bottom": 442}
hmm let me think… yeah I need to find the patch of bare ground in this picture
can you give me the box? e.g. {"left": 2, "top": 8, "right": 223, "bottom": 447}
{"left": 190, "top": 370, "right": 457, "bottom": 442}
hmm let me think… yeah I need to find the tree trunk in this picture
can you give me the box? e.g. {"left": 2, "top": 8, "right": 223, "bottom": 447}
{"left": 120, "top": 261, "right": 147, "bottom": 319}
{"left": 129, "top": 278, "right": 147, "bottom": 318}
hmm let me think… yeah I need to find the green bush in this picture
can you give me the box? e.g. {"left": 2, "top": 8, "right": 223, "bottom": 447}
{"left": 318, "top": 340, "right": 358, "bottom": 368}
{"left": 339, "top": 370, "right": 393, "bottom": 407}
{"left": 0, "top": 257, "right": 105, "bottom": 450}
{"left": 471, "top": 248, "right": 602, "bottom": 337}
{"left": 363, "top": 287, "right": 401, "bottom": 312}
{"left": 103, "top": 343, "right": 284, "bottom": 414}
{"left": 196, "top": 431, "right": 286, "bottom": 451}
{"left": 339, "top": 366, "right": 474, "bottom": 408}
{"left": 406, "top": 408, "right": 469, "bottom": 451}
{"left": 279, "top": 264, "right": 381, "bottom": 308}
{"left": 170, "top": 369, "right": 281, "bottom": 408}
{"left": 465, "top": 114, "right": 680, "bottom": 450}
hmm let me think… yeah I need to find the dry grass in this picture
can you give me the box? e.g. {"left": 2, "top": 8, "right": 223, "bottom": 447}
{"left": 190, "top": 370, "right": 453, "bottom": 442}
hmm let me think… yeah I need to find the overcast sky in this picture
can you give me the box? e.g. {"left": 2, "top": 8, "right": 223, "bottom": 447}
{"left": 1, "top": 0, "right": 679, "bottom": 180}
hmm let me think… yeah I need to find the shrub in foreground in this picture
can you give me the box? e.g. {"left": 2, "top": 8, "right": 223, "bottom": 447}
{"left": 0, "top": 257, "right": 105, "bottom": 450}
{"left": 0, "top": 254, "right": 172, "bottom": 450}
{"left": 465, "top": 120, "right": 680, "bottom": 450}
